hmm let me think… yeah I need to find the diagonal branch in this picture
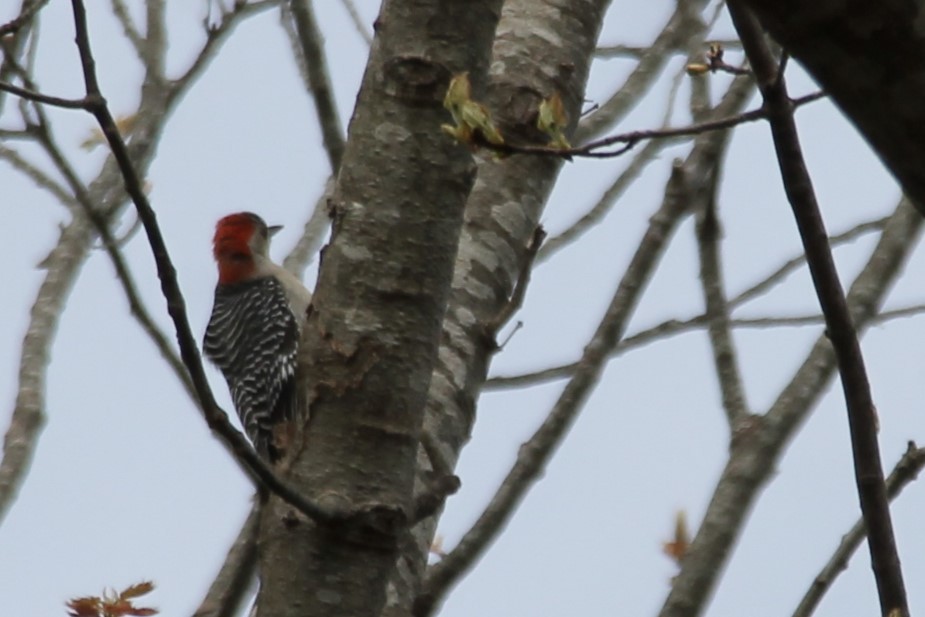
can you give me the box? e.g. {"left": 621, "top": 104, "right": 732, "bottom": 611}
{"left": 168, "top": 1, "right": 280, "bottom": 98}
{"left": 191, "top": 502, "right": 262, "bottom": 617}
{"left": 0, "top": 143, "right": 77, "bottom": 208}
{"left": 1, "top": 50, "right": 200, "bottom": 405}
{"left": 793, "top": 442, "right": 925, "bottom": 617}
{"left": 109, "top": 0, "right": 145, "bottom": 65}
{"left": 576, "top": 0, "right": 708, "bottom": 141}
{"left": 419, "top": 161, "right": 692, "bottom": 617}
{"left": 0, "top": 0, "right": 286, "bottom": 530}
{"left": 281, "top": 176, "right": 332, "bottom": 277}
{"left": 730, "top": 216, "right": 889, "bottom": 308}
{"left": 64, "top": 0, "right": 335, "bottom": 525}
{"left": 730, "top": 5, "right": 907, "bottom": 614}
{"left": 337, "top": 0, "right": 371, "bottom": 45}
{"left": 418, "top": 75, "right": 755, "bottom": 616}
{"left": 484, "top": 303, "right": 925, "bottom": 390}
{"left": 29, "top": 120, "right": 198, "bottom": 405}
{"left": 284, "top": 0, "right": 345, "bottom": 172}
{"left": 0, "top": 79, "right": 87, "bottom": 108}
{"left": 695, "top": 161, "right": 750, "bottom": 426}
{"left": 657, "top": 196, "right": 922, "bottom": 617}
{"left": 0, "top": 0, "right": 50, "bottom": 37}
{"left": 537, "top": 135, "right": 677, "bottom": 261}
{"left": 480, "top": 91, "right": 824, "bottom": 159}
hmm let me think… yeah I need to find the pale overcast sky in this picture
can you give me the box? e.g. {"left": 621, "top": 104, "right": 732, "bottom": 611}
{"left": 1, "top": 2, "right": 923, "bottom": 617}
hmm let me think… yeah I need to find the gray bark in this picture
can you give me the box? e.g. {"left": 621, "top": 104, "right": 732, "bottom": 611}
{"left": 256, "top": 2, "right": 503, "bottom": 617}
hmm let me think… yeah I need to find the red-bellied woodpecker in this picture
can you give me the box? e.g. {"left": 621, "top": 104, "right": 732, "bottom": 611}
{"left": 203, "top": 212, "right": 312, "bottom": 461}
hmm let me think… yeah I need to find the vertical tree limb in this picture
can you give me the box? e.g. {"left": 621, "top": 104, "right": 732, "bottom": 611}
{"left": 258, "top": 1, "right": 504, "bottom": 616}
{"left": 657, "top": 197, "right": 922, "bottom": 617}
{"left": 729, "top": 5, "right": 907, "bottom": 614}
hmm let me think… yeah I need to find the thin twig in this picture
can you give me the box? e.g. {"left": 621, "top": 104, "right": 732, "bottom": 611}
{"left": 481, "top": 91, "right": 825, "bottom": 160}
{"left": 577, "top": 0, "right": 707, "bottom": 141}
{"left": 337, "top": 0, "right": 372, "bottom": 45}
{"left": 0, "top": 144, "right": 78, "bottom": 208}
{"left": 419, "top": 160, "right": 693, "bottom": 617}
{"left": 284, "top": 0, "right": 346, "bottom": 172}
{"left": 730, "top": 4, "right": 907, "bottom": 615}
{"left": 484, "top": 226, "right": 546, "bottom": 338}
{"left": 0, "top": 0, "right": 50, "bottom": 37}
{"left": 419, "top": 76, "right": 755, "bottom": 616}
{"left": 65, "top": 0, "right": 334, "bottom": 525}
{"left": 695, "top": 159, "right": 750, "bottom": 425}
{"left": 109, "top": 0, "right": 145, "bottom": 64}
{"left": 4, "top": 55, "right": 199, "bottom": 404}
{"left": 596, "top": 38, "right": 742, "bottom": 58}
{"left": 792, "top": 442, "right": 925, "bottom": 617}
{"left": 281, "top": 177, "right": 333, "bottom": 277}
{"left": 168, "top": 1, "right": 280, "bottom": 98}
{"left": 537, "top": 136, "right": 676, "bottom": 262}
{"left": 484, "top": 304, "right": 925, "bottom": 391}
{"left": 594, "top": 44, "right": 658, "bottom": 59}
{"left": 730, "top": 216, "right": 890, "bottom": 308}
{"left": 577, "top": 91, "right": 823, "bottom": 154}
{"left": 657, "top": 196, "right": 922, "bottom": 617}
{"left": 32, "top": 126, "right": 197, "bottom": 403}
{"left": 0, "top": 79, "right": 87, "bottom": 108}
{"left": 191, "top": 502, "right": 262, "bottom": 617}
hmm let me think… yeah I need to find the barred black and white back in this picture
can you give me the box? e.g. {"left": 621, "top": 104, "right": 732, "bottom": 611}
{"left": 204, "top": 276, "right": 300, "bottom": 459}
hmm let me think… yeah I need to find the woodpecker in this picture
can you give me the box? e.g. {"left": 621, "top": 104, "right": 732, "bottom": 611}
{"left": 203, "top": 212, "right": 312, "bottom": 461}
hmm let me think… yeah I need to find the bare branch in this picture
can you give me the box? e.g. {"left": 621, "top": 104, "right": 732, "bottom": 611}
{"left": 595, "top": 38, "right": 741, "bottom": 60}
{"left": 191, "top": 502, "right": 261, "bottom": 617}
{"left": 577, "top": 0, "right": 708, "bottom": 141}
{"left": 730, "top": 5, "right": 907, "bottom": 613}
{"left": 142, "top": 0, "right": 167, "bottom": 75}
{"left": 109, "top": 0, "right": 145, "bottom": 64}
{"left": 337, "top": 0, "right": 371, "bottom": 45}
{"left": 419, "top": 76, "right": 755, "bottom": 615}
{"left": 537, "top": 135, "right": 676, "bottom": 261}
{"left": 168, "top": 1, "right": 280, "bottom": 98}
{"left": 423, "top": 171, "right": 688, "bottom": 610}
{"left": 730, "top": 216, "right": 889, "bottom": 308}
{"left": 490, "top": 211, "right": 894, "bottom": 391}
{"left": 0, "top": 79, "right": 87, "bottom": 108}
{"left": 0, "top": 220, "right": 86, "bottom": 524}
{"left": 477, "top": 91, "right": 824, "bottom": 159}
{"left": 793, "top": 442, "right": 925, "bottom": 617}
{"left": 65, "top": 0, "right": 335, "bottom": 525}
{"left": 281, "top": 177, "right": 332, "bottom": 277}
{"left": 283, "top": 0, "right": 346, "bottom": 172}
{"left": 2, "top": 49, "right": 200, "bottom": 406}
{"left": 484, "top": 302, "right": 925, "bottom": 390}
{"left": 484, "top": 226, "right": 546, "bottom": 339}
{"left": 0, "top": 0, "right": 50, "bottom": 37}
{"left": 594, "top": 44, "right": 657, "bottom": 59}
{"left": 656, "top": 202, "right": 922, "bottom": 617}
{"left": 695, "top": 158, "right": 750, "bottom": 425}
{"left": 0, "top": 143, "right": 77, "bottom": 208}
{"left": 27, "top": 113, "right": 199, "bottom": 404}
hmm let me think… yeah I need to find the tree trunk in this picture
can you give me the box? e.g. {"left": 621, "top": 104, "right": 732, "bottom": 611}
{"left": 257, "top": 2, "right": 502, "bottom": 617}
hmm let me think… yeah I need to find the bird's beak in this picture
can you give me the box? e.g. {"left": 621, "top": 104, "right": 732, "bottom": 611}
{"left": 268, "top": 225, "right": 283, "bottom": 237}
